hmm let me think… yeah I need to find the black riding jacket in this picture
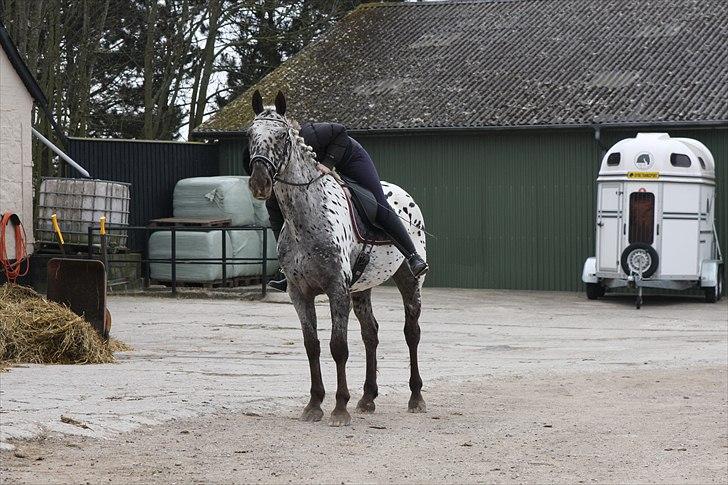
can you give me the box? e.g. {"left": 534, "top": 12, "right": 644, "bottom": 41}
{"left": 243, "top": 122, "right": 352, "bottom": 174}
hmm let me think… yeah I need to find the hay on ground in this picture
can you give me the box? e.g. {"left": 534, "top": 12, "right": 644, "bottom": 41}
{"left": 0, "top": 283, "right": 126, "bottom": 366}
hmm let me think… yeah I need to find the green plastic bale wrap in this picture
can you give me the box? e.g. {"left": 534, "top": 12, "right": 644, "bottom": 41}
{"left": 173, "top": 176, "right": 270, "bottom": 226}
{"left": 149, "top": 231, "right": 235, "bottom": 282}
{"left": 228, "top": 229, "right": 279, "bottom": 276}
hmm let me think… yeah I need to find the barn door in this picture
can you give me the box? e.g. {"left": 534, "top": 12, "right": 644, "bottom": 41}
{"left": 596, "top": 183, "right": 622, "bottom": 272}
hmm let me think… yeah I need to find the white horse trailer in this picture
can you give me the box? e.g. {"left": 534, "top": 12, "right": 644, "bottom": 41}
{"left": 582, "top": 133, "right": 723, "bottom": 308}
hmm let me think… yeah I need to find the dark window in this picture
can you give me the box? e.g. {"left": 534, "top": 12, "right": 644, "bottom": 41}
{"left": 629, "top": 192, "right": 655, "bottom": 245}
{"left": 607, "top": 153, "right": 621, "bottom": 166}
{"left": 670, "top": 153, "right": 691, "bottom": 167}
{"left": 698, "top": 157, "right": 706, "bottom": 169}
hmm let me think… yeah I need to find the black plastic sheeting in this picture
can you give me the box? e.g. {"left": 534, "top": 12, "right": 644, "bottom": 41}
{"left": 67, "top": 138, "right": 219, "bottom": 251}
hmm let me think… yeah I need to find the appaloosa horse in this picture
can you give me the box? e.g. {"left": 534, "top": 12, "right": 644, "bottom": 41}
{"left": 247, "top": 91, "right": 427, "bottom": 426}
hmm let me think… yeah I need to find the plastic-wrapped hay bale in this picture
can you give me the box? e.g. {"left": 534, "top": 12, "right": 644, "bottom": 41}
{"left": 251, "top": 195, "right": 271, "bottom": 227}
{"left": 228, "top": 229, "right": 279, "bottom": 276}
{"left": 149, "top": 231, "right": 234, "bottom": 282}
{"left": 261, "top": 228, "right": 279, "bottom": 275}
{"left": 173, "top": 176, "right": 257, "bottom": 226}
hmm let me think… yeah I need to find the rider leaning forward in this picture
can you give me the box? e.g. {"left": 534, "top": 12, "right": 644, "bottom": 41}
{"left": 243, "top": 122, "right": 429, "bottom": 292}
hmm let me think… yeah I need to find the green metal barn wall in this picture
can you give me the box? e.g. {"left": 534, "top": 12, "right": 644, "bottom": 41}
{"left": 218, "top": 127, "right": 727, "bottom": 291}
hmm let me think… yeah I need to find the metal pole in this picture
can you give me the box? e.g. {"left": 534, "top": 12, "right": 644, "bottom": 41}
{"left": 171, "top": 227, "right": 177, "bottom": 295}
{"left": 221, "top": 228, "right": 227, "bottom": 285}
{"left": 87, "top": 226, "right": 93, "bottom": 258}
{"left": 144, "top": 227, "right": 150, "bottom": 289}
{"left": 261, "top": 228, "right": 267, "bottom": 297}
{"left": 31, "top": 127, "right": 91, "bottom": 178}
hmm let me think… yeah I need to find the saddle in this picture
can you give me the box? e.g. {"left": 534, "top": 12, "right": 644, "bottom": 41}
{"left": 339, "top": 176, "right": 391, "bottom": 246}
{"left": 337, "top": 176, "right": 393, "bottom": 287}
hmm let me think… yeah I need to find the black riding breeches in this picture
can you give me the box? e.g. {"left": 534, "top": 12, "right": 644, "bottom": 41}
{"left": 339, "top": 140, "right": 416, "bottom": 256}
{"left": 266, "top": 196, "right": 284, "bottom": 240}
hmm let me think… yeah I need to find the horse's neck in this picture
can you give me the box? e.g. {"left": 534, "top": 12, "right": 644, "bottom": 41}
{"left": 275, "top": 150, "right": 338, "bottom": 234}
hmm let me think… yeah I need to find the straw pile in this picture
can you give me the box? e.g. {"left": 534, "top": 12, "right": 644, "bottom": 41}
{"left": 0, "top": 283, "right": 125, "bottom": 367}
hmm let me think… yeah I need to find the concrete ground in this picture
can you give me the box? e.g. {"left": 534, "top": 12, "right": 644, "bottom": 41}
{"left": 1, "top": 288, "right": 726, "bottom": 483}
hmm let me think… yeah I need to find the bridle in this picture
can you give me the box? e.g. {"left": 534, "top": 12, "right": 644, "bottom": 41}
{"left": 249, "top": 117, "right": 326, "bottom": 189}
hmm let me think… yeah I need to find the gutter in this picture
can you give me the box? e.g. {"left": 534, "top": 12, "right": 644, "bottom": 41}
{"left": 348, "top": 120, "right": 728, "bottom": 136}
{"left": 67, "top": 136, "right": 211, "bottom": 145}
{"left": 190, "top": 120, "right": 728, "bottom": 140}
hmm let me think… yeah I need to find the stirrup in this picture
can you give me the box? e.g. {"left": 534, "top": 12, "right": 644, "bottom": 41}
{"left": 407, "top": 253, "right": 429, "bottom": 278}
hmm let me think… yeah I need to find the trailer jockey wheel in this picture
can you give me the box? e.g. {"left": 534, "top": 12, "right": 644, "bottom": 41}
{"left": 621, "top": 243, "right": 659, "bottom": 279}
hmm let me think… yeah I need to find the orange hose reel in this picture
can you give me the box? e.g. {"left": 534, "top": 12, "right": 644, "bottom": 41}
{"left": 0, "top": 211, "right": 30, "bottom": 283}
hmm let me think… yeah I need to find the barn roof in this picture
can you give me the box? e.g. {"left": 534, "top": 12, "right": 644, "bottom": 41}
{"left": 193, "top": 0, "right": 728, "bottom": 136}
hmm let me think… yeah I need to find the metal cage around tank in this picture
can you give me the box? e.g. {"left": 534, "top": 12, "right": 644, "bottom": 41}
{"left": 36, "top": 177, "right": 130, "bottom": 248}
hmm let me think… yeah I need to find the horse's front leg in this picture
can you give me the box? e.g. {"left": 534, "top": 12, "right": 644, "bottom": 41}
{"left": 289, "top": 285, "right": 324, "bottom": 422}
{"left": 328, "top": 284, "right": 352, "bottom": 426}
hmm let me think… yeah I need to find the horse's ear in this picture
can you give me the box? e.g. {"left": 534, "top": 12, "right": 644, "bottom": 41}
{"left": 274, "top": 91, "right": 286, "bottom": 116}
{"left": 252, "top": 90, "right": 264, "bottom": 115}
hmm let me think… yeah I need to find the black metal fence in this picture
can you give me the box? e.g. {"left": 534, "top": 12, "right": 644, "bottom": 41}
{"left": 88, "top": 224, "right": 272, "bottom": 295}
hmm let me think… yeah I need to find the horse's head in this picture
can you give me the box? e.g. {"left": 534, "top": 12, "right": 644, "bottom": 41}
{"left": 247, "top": 90, "right": 291, "bottom": 200}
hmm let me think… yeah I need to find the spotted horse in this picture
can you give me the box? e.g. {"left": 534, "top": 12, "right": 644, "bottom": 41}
{"left": 247, "top": 91, "right": 427, "bottom": 426}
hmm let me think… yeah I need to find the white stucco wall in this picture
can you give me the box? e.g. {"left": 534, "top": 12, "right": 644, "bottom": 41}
{"left": 0, "top": 46, "right": 35, "bottom": 256}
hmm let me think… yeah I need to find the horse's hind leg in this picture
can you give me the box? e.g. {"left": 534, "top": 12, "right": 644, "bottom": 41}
{"left": 353, "top": 289, "right": 379, "bottom": 413}
{"left": 289, "top": 285, "right": 325, "bottom": 422}
{"left": 328, "top": 284, "right": 353, "bottom": 426}
{"left": 393, "top": 263, "right": 426, "bottom": 413}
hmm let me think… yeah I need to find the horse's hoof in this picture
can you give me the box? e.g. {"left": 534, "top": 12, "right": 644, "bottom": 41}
{"left": 329, "top": 409, "right": 352, "bottom": 427}
{"left": 408, "top": 397, "right": 426, "bottom": 413}
{"left": 301, "top": 405, "right": 323, "bottom": 422}
{"left": 355, "top": 398, "right": 376, "bottom": 414}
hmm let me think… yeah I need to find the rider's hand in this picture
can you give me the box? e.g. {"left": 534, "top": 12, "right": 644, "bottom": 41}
{"left": 316, "top": 163, "right": 331, "bottom": 174}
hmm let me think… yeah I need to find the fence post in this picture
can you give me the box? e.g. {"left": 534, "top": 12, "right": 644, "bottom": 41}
{"left": 171, "top": 227, "right": 177, "bottom": 295}
{"left": 87, "top": 226, "right": 93, "bottom": 258}
{"left": 143, "top": 227, "right": 150, "bottom": 289}
{"left": 222, "top": 228, "right": 227, "bottom": 285}
{"left": 261, "top": 227, "right": 267, "bottom": 297}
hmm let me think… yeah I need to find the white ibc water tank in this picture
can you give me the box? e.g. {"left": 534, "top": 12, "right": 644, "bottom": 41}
{"left": 36, "top": 177, "right": 131, "bottom": 248}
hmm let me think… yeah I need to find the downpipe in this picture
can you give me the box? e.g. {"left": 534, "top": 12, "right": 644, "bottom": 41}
{"left": 32, "top": 127, "right": 91, "bottom": 178}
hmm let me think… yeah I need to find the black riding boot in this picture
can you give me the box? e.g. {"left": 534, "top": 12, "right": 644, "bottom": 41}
{"left": 378, "top": 210, "right": 429, "bottom": 277}
{"left": 268, "top": 268, "right": 287, "bottom": 292}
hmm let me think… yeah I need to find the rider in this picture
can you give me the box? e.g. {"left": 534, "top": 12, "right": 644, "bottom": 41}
{"left": 243, "top": 122, "right": 428, "bottom": 292}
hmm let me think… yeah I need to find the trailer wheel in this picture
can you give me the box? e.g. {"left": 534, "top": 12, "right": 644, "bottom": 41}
{"left": 586, "top": 283, "right": 605, "bottom": 300}
{"left": 621, "top": 243, "right": 659, "bottom": 278}
{"left": 705, "top": 265, "right": 723, "bottom": 303}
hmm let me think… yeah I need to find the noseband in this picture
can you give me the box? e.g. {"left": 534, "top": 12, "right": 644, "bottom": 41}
{"left": 249, "top": 117, "right": 326, "bottom": 189}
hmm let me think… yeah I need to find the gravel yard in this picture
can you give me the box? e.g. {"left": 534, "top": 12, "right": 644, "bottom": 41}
{"left": 1, "top": 288, "right": 726, "bottom": 483}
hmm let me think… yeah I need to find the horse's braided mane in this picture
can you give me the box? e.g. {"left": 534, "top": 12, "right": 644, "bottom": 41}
{"left": 258, "top": 107, "right": 317, "bottom": 163}
{"left": 286, "top": 118, "right": 317, "bottom": 163}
